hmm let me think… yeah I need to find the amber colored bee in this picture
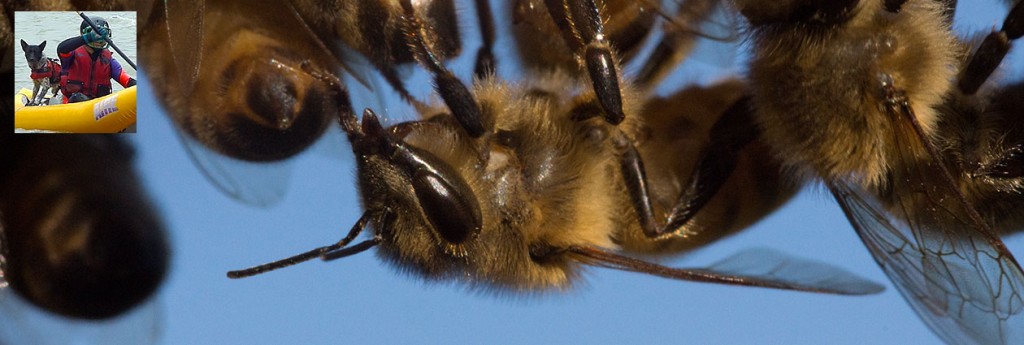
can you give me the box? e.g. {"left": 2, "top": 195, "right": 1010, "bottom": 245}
{"left": 206, "top": 0, "right": 880, "bottom": 297}
{"left": 709, "top": 0, "right": 1024, "bottom": 343}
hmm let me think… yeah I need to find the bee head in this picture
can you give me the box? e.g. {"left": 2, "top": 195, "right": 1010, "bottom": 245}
{"left": 345, "top": 109, "right": 483, "bottom": 257}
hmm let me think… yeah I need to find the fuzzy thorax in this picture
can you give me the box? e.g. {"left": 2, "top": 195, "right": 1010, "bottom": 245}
{"left": 744, "top": 0, "right": 958, "bottom": 188}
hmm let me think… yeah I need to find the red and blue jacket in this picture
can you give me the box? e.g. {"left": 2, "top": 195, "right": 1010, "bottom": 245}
{"left": 57, "top": 36, "right": 134, "bottom": 103}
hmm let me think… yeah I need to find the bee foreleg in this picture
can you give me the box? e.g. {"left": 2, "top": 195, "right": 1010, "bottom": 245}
{"left": 546, "top": 0, "right": 626, "bottom": 124}
{"left": 634, "top": 0, "right": 720, "bottom": 89}
{"left": 399, "top": 0, "right": 485, "bottom": 138}
{"left": 663, "top": 96, "right": 758, "bottom": 232}
{"left": 379, "top": 64, "right": 427, "bottom": 109}
{"left": 473, "top": 0, "right": 497, "bottom": 78}
{"left": 615, "top": 132, "right": 662, "bottom": 237}
{"left": 617, "top": 95, "right": 760, "bottom": 238}
{"left": 956, "top": 0, "right": 1023, "bottom": 95}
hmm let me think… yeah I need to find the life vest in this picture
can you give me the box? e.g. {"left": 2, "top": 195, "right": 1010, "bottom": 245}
{"left": 30, "top": 58, "right": 61, "bottom": 84}
{"left": 60, "top": 46, "right": 113, "bottom": 100}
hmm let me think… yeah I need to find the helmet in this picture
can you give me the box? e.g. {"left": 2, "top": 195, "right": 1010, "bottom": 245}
{"left": 80, "top": 16, "right": 110, "bottom": 49}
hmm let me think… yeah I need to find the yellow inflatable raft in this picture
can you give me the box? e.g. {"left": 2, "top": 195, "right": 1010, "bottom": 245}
{"left": 14, "top": 86, "right": 136, "bottom": 133}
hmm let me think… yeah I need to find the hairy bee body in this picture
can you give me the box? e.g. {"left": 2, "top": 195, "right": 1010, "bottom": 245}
{"left": 941, "top": 81, "right": 1024, "bottom": 233}
{"left": 361, "top": 75, "right": 628, "bottom": 289}
{"left": 188, "top": 0, "right": 879, "bottom": 297}
{"left": 343, "top": 69, "right": 803, "bottom": 289}
{"left": 290, "top": 0, "right": 461, "bottom": 69}
{"left": 741, "top": 0, "right": 960, "bottom": 188}
{"left": 733, "top": 0, "right": 1024, "bottom": 342}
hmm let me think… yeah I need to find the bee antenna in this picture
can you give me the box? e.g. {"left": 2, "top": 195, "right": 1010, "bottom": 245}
{"left": 226, "top": 212, "right": 373, "bottom": 279}
{"left": 399, "top": 0, "right": 485, "bottom": 138}
{"left": 321, "top": 237, "right": 381, "bottom": 261}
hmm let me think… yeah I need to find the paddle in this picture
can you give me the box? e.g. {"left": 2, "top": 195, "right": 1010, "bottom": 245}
{"left": 77, "top": 12, "right": 137, "bottom": 71}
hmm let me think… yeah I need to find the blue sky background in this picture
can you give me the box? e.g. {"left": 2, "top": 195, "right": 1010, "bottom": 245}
{"left": 15, "top": 1, "right": 1024, "bottom": 344}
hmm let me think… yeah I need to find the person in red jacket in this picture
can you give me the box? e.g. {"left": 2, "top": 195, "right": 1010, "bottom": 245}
{"left": 57, "top": 16, "right": 136, "bottom": 103}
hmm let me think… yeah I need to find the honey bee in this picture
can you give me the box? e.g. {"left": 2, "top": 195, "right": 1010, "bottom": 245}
{"left": 684, "top": 0, "right": 1024, "bottom": 343}
{"left": 210, "top": 0, "right": 881, "bottom": 297}
{"left": 0, "top": 135, "right": 169, "bottom": 344}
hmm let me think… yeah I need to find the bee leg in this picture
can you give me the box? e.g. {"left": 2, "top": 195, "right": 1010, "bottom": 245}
{"left": 545, "top": 0, "right": 626, "bottom": 125}
{"left": 615, "top": 132, "right": 661, "bottom": 237}
{"left": 300, "top": 62, "right": 360, "bottom": 142}
{"left": 973, "top": 83, "right": 1024, "bottom": 179}
{"left": 634, "top": 0, "right": 721, "bottom": 89}
{"left": 611, "top": 95, "right": 759, "bottom": 238}
{"left": 977, "top": 145, "right": 1024, "bottom": 179}
{"left": 660, "top": 97, "right": 758, "bottom": 233}
{"left": 473, "top": 0, "right": 497, "bottom": 78}
{"left": 957, "top": 0, "right": 1023, "bottom": 95}
{"left": 379, "top": 65, "right": 426, "bottom": 108}
{"left": 399, "top": 0, "right": 485, "bottom": 138}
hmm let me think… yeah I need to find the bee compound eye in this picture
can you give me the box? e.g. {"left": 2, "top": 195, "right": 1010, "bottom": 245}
{"left": 412, "top": 170, "right": 482, "bottom": 245}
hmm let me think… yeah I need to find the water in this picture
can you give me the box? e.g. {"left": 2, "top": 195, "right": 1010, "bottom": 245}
{"left": 13, "top": 11, "right": 137, "bottom": 100}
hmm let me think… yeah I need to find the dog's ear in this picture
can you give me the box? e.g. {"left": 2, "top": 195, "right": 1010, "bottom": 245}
{"left": 39, "top": 41, "right": 46, "bottom": 50}
{"left": 20, "top": 39, "right": 27, "bottom": 51}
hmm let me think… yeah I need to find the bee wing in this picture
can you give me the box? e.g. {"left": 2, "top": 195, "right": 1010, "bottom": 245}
{"left": 831, "top": 179, "right": 1024, "bottom": 344}
{"left": 665, "top": 0, "right": 741, "bottom": 67}
{"left": 702, "top": 247, "right": 886, "bottom": 294}
{"left": 828, "top": 94, "right": 1024, "bottom": 344}
{"left": 636, "top": 0, "right": 741, "bottom": 86}
{"left": 176, "top": 128, "right": 294, "bottom": 207}
{"left": 0, "top": 288, "right": 161, "bottom": 345}
{"left": 571, "top": 246, "right": 883, "bottom": 295}
{"left": 689, "top": 2, "right": 740, "bottom": 69}
{"left": 164, "top": 0, "right": 203, "bottom": 97}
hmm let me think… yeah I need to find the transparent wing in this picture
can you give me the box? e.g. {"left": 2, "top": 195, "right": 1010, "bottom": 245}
{"left": 572, "top": 246, "right": 884, "bottom": 295}
{"left": 176, "top": 129, "right": 295, "bottom": 207}
{"left": 704, "top": 248, "right": 885, "bottom": 295}
{"left": 832, "top": 181, "right": 1024, "bottom": 344}
{"left": 635, "top": 0, "right": 742, "bottom": 87}
{"left": 829, "top": 96, "right": 1024, "bottom": 343}
{"left": 684, "top": 0, "right": 741, "bottom": 69}
{"left": 164, "top": 0, "right": 203, "bottom": 97}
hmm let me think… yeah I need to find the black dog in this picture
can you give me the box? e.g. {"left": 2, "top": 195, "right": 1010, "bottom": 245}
{"left": 21, "top": 39, "right": 61, "bottom": 106}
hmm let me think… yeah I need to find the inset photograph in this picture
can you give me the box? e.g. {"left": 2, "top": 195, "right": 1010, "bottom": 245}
{"left": 14, "top": 11, "right": 137, "bottom": 133}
